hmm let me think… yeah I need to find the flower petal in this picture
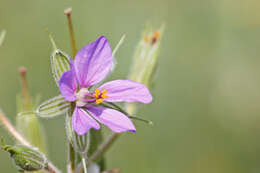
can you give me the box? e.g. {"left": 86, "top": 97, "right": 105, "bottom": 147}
{"left": 74, "top": 36, "right": 113, "bottom": 87}
{"left": 99, "top": 80, "right": 152, "bottom": 104}
{"left": 87, "top": 106, "right": 136, "bottom": 133}
{"left": 58, "top": 66, "right": 77, "bottom": 102}
{"left": 72, "top": 107, "right": 100, "bottom": 136}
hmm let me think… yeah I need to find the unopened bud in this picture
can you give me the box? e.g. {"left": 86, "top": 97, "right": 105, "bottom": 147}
{"left": 129, "top": 24, "right": 165, "bottom": 87}
{"left": 1, "top": 142, "right": 47, "bottom": 172}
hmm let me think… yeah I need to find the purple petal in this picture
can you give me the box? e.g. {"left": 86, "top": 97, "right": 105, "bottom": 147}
{"left": 72, "top": 107, "right": 100, "bottom": 136}
{"left": 87, "top": 106, "right": 136, "bottom": 133}
{"left": 99, "top": 80, "right": 152, "bottom": 104}
{"left": 58, "top": 67, "right": 77, "bottom": 102}
{"left": 74, "top": 36, "right": 113, "bottom": 87}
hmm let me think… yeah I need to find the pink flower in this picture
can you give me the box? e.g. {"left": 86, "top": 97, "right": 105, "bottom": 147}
{"left": 59, "top": 36, "right": 152, "bottom": 135}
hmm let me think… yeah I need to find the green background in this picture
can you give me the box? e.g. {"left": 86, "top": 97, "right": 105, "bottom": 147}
{"left": 1, "top": 0, "right": 260, "bottom": 172}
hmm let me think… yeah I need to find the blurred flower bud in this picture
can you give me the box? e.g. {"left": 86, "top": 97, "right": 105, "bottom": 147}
{"left": 1, "top": 139, "right": 47, "bottom": 172}
{"left": 16, "top": 67, "right": 46, "bottom": 154}
{"left": 129, "top": 24, "right": 165, "bottom": 87}
{"left": 127, "top": 24, "right": 164, "bottom": 114}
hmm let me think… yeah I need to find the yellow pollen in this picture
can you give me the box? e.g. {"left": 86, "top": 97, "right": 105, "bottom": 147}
{"left": 152, "top": 31, "right": 160, "bottom": 40}
{"left": 96, "top": 98, "right": 104, "bottom": 104}
{"left": 94, "top": 88, "right": 100, "bottom": 98}
{"left": 101, "top": 90, "right": 107, "bottom": 94}
{"left": 94, "top": 89, "right": 108, "bottom": 103}
{"left": 152, "top": 31, "right": 160, "bottom": 44}
{"left": 101, "top": 94, "right": 108, "bottom": 99}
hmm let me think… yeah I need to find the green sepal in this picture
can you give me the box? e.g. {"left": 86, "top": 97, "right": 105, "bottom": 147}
{"left": 36, "top": 95, "right": 71, "bottom": 118}
{"left": 48, "top": 32, "right": 71, "bottom": 86}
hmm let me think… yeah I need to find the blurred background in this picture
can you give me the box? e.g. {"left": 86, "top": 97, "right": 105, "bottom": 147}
{"left": 1, "top": 0, "right": 260, "bottom": 172}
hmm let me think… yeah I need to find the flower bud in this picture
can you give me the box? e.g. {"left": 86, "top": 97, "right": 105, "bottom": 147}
{"left": 127, "top": 24, "right": 164, "bottom": 114}
{"left": 16, "top": 67, "right": 47, "bottom": 154}
{"left": 129, "top": 24, "right": 165, "bottom": 87}
{"left": 1, "top": 144, "right": 47, "bottom": 172}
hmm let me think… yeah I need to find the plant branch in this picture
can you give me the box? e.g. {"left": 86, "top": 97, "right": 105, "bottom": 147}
{"left": 0, "top": 110, "right": 61, "bottom": 173}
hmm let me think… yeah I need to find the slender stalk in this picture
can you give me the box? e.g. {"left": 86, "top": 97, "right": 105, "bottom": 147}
{"left": 65, "top": 8, "right": 78, "bottom": 172}
{"left": 0, "top": 110, "right": 61, "bottom": 173}
{"left": 0, "top": 110, "right": 30, "bottom": 146}
{"left": 64, "top": 8, "right": 77, "bottom": 57}
{"left": 82, "top": 157, "right": 88, "bottom": 173}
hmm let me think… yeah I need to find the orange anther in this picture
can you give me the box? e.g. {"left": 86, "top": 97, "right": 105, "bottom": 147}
{"left": 94, "top": 88, "right": 100, "bottom": 98}
{"left": 101, "top": 94, "right": 108, "bottom": 99}
{"left": 152, "top": 31, "right": 160, "bottom": 44}
{"left": 96, "top": 98, "right": 104, "bottom": 104}
{"left": 101, "top": 90, "right": 107, "bottom": 94}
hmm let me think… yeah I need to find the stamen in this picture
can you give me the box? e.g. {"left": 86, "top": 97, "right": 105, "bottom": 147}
{"left": 101, "top": 90, "right": 108, "bottom": 99}
{"left": 96, "top": 98, "right": 104, "bottom": 104}
{"left": 101, "top": 94, "right": 108, "bottom": 99}
{"left": 94, "top": 88, "right": 100, "bottom": 98}
{"left": 93, "top": 89, "right": 108, "bottom": 104}
{"left": 152, "top": 31, "right": 160, "bottom": 44}
{"left": 101, "top": 90, "right": 107, "bottom": 94}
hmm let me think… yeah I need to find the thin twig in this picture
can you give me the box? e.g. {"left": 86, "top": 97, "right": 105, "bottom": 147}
{"left": 0, "top": 110, "right": 61, "bottom": 173}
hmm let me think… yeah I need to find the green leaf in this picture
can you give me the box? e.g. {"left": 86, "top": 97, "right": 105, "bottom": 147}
{"left": 48, "top": 33, "right": 71, "bottom": 86}
{"left": 0, "top": 30, "right": 6, "bottom": 47}
{"left": 36, "top": 95, "right": 71, "bottom": 118}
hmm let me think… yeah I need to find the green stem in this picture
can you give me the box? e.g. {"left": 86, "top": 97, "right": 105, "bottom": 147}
{"left": 82, "top": 158, "right": 88, "bottom": 173}
{"left": 69, "top": 143, "right": 75, "bottom": 172}
{"left": 64, "top": 8, "right": 77, "bottom": 58}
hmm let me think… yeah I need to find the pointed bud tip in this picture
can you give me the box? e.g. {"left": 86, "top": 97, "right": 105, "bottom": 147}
{"left": 152, "top": 31, "right": 160, "bottom": 44}
{"left": 64, "top": 8, "right": 72, "bottom": 15}
{"left": 18, "top": 67, "right": 27, "bottom": 76}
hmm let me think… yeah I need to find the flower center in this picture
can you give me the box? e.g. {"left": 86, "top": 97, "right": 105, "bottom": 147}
{"left": 75, "top": 88, "right": 108, "bottom": 107}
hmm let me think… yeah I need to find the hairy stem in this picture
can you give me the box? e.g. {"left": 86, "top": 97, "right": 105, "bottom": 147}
{"left": 0, "top": 110, "right": 61, "bottom": 173}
